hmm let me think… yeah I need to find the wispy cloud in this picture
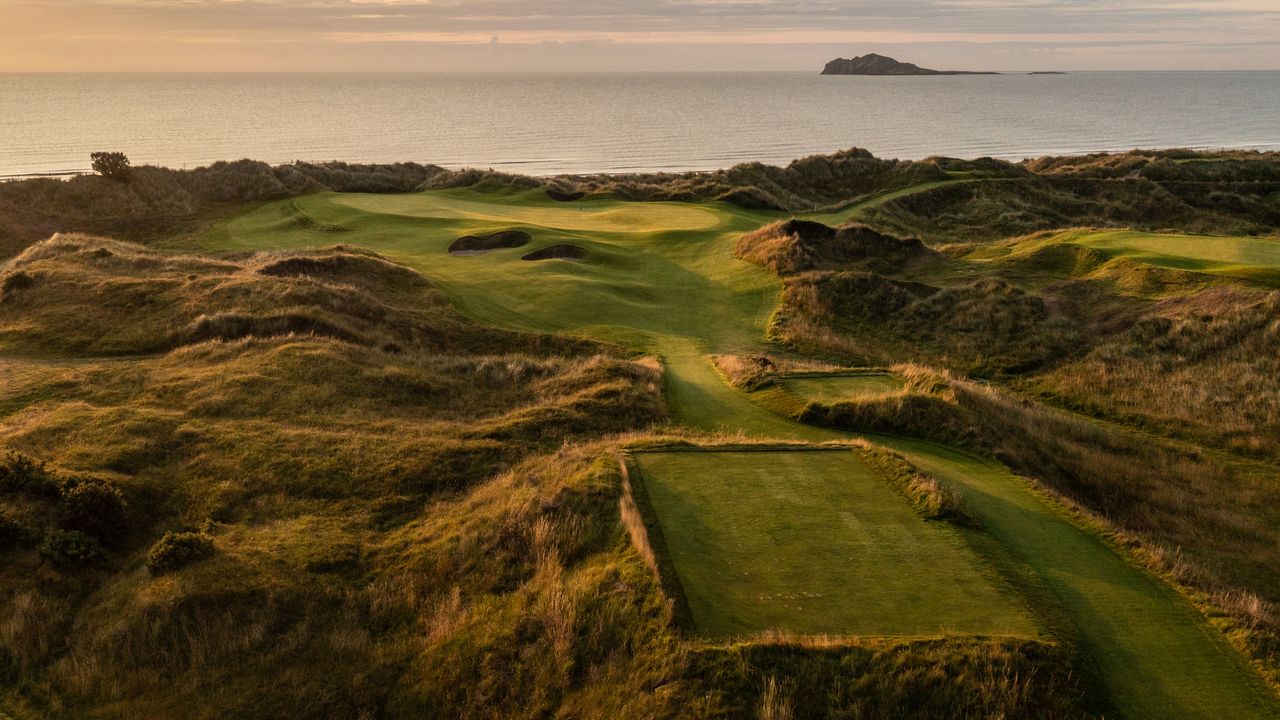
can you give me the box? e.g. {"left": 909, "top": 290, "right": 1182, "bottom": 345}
{"left": 0, "top": 0, "right": 1276, "bottom": 70}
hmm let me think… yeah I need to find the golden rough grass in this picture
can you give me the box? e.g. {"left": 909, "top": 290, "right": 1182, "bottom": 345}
{"left": 1031, "top": 289, "right": 1280, "bottom": 457}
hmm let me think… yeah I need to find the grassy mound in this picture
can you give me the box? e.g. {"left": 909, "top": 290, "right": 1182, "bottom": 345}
{"left": 775, "top": 271, "right": 1078, "bottom": 375}
{"left": 860, "top": 176, "right": 1278, "bottom": 243}
{"left": 0, "top": 241, "right": 675, "bottom": 718}
{"left": 522, "top": 244, "right": 587, "bottom": 262}
{"left": 778, "top": 372, "right": 906, "bottom": 402}
{"left": 736, "top": 219, "right": 939, "bottom": 275}
{"left": 0, "top": 234, "right": 568, "bottom": 357}
{"left": 1029, "top": 288, "right": 1280, "bottom": 456}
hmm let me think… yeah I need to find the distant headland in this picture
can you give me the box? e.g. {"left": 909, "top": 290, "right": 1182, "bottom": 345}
{"left": 821, "top": 53, "right": 1000, "bottom": 75}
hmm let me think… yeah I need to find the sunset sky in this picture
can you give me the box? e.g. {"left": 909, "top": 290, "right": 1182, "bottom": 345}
{"left": 1, "top": 0, "right": 1278, "bottom": 72}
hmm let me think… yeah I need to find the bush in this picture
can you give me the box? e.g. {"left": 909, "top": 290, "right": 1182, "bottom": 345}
{"left": 90, "top": 151, "right": 132, "bottom": 182}
{"left": 0, "top": 510, "right": 27, "bottom": 551}
{"left": 40, "top": 529, "right": 105, "bottom": 565}
{"left": 0, "top": 452, "right": 56, "bottom": 497}
{"left": 58, "top": 477, "right": 127, "bottom": 541}
{"left": 147, "top": 531, "right": 214, "bottom": 574}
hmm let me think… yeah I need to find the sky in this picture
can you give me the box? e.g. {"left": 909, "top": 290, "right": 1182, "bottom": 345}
{"left": 1, "top": 0, "right": 1278, "bottom": 72}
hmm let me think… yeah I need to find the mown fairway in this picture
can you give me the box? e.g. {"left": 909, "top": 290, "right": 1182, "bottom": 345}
{"left": 198, "top": 187, "right": 1280, "bottom": 720}
{"left": 201, "top": 188, "right": 779, "bottom": 350}
{"left": 633, "top": 449, "right": 1035, "bottom": 639}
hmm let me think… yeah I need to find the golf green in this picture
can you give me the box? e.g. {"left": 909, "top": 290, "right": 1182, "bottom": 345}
{"left": 1048, "top": 229, "right": 1280, "bottom": 284}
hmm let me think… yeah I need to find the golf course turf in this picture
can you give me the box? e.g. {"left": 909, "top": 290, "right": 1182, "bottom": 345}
{"left": 1027, "top": 228, "right": 1280, "bottom": 285}
{"left": 196, "top": 186, "right": 1280, "bottom": 719}
{"left": 631, "top": 447, "right": 1035, "bottom": 640}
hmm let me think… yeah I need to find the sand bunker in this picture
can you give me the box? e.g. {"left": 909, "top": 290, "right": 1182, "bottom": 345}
{"left": 522, "top": 244, "right": 587, "bottom": 262}
{"left": 448, "top": 230, "right": 533, "bottom": 256}
{"left": 545, "top": 187, "right": 586, "bottom": 202}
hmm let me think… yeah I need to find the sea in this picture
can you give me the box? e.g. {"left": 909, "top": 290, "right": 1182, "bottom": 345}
{"left": 2, "top": 71, "right": 1279, "bottom": 179}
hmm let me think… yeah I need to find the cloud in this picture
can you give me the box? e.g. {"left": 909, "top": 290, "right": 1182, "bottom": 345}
{"left": 0, "top": 0, "right": 1276, "bottom": 70}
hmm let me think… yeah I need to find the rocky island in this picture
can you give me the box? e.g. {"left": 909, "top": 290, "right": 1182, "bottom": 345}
{"left": 821, "top": 53, "right": 1000, "bottom": 75}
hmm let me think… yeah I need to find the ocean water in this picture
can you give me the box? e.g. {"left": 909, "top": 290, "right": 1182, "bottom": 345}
{"left": 2, "top": 71, "right": 1279, "bottom": 178}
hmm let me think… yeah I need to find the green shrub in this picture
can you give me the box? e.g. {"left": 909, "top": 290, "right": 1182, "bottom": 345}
{"left": 147, "top": 531, "right": 215, "bottom": 574}
{"left": 40, "top": 529, "right": 105, "bottom": 565}
{"left": 0, "top": 452, "right": 56, "bottom": 497}
{"left": 58, "top": 477, "right": 127, "bottom": 541}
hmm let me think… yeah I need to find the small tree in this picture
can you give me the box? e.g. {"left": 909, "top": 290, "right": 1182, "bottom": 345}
{"left": 90, "top": 151, "right": 132, "bottom": 182}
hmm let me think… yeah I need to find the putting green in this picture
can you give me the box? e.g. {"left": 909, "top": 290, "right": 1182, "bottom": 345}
{"left": 1049, "top": 229, "right": 1280, "bottom": 283}
{"left": 196, "top": 186, "right": 1280, "bottom": 719}
{"left": 633, "top": 449, "right": 1035, "bottom": 639}
{"left": 779, "top": 373, "right": 906, "bottom": 403}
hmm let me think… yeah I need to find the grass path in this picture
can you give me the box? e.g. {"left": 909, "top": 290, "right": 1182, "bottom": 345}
{"left": 802, "top": 178, "right": 971, "bottom": 225}
{"left": 199, "top": 187, "right": 1280, "bottom": 719}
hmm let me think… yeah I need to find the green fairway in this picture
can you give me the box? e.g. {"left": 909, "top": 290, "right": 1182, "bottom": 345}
{"left": 633, "top": 448, "right": 1035, "bottom": 639}
{"left": 197, "top": 187, "right": 1280, "bottom": 720}
{"left": 778, "top": 373, "right": 906, "bottom": 403}
{"left": 1046, "top": 229, "right": 1280, "bottom": 283}
{"left": 202, "top": 189, "right": 780, "bottom": 350}
{"left": 332, "top": 191, "right": 722, "bottom": 232}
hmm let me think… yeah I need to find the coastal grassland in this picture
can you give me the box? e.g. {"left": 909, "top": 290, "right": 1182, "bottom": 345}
{"left": 858, "top": 173, "right": 1280, "bottom": 243}
{"left": 1024, "top": 287, "right": 1280, "bottom": 456}
{"left": 4, "top": 173, "right": 1279, "bottom": 718}
{"left": 195, "top": 187, "right": 783, "bottom": 351}
{"left": 962, "top": 228, "right": 1280, "bottom": 455}
{"left": 197, "top": 187, "right": 1279, "bottom": 718}
{"left": 6, "top": 147, "right": 1277, "bottom": 266}
{"left": 0, "top": 233, "right": 1085, "bottom": 719}
{"left": 0, "top": 236, "right": 683, "bottom": 719}
{"left": 628, "top": 447, "right": 1032, "bottom": 639}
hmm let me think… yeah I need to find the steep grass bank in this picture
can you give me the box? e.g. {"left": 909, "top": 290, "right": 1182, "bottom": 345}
{"left": 0, "top": 238, "right": 675, "bottom": 718}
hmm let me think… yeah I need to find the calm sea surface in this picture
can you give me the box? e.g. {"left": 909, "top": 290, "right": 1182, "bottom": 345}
{"left": 2, "top": 72, "right": 1278, "bottom": 178}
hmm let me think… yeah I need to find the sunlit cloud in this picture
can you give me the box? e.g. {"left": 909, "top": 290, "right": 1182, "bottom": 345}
{"left": 0, "top": 0, "right": 1276, "bottom": 70}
